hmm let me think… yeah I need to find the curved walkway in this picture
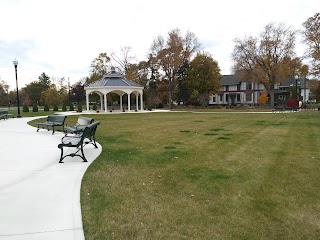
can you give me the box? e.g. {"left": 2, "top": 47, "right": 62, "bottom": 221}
{"left": 0, "top": 117, "right": 102, "bottom": 240}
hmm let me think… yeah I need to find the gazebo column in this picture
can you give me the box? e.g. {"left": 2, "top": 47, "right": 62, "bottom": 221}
{"left": 86, "top": 93, "right": 89, "bottom": 111}
{"left": 128, "top": 93, "right": 131, "bottom": 111}
{"left": 104, "top": 93, "right": 108, "bottom": 112}
{"left": 100, "top": 94, "right": 103, "bottom": 111}
{"left": 136, "top": 93, "right": 139, "bottom": 111}
{"left": 120, "top": 94, "right": 123, "bottom": 111}
{"left": 140, "top": 93, "right": 143, "bottom": 110}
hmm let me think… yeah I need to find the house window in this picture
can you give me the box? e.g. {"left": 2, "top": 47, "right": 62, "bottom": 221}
{"left": 219, "top": 94, "right": 223, "bottom": 102}
{"left": 225, "top": 85, "right": 229, "bottom": 91}
{"left": 246, "top": 82, "right": 252, "bottom": 90}
{"left": 226, "top": 94, "right": 229, "bottom": 102}
{"left": 237, "top": 84, "right": 241, "bottom": 91}
{"left": 212, "top": 96, "right": 216, "bottom": 102}
{"left": 237, "top": 94, "right": 241, "bottom": 102}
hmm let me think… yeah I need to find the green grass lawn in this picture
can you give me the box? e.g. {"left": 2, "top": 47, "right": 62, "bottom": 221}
{"left": 75, "top": 111, "right": 320, "bottom": 239}
{"left": 27, "top": 110, "right": 320, "bottom": 239}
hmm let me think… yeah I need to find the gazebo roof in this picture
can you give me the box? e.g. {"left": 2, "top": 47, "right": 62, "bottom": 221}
{"left": 85, "top": 68, "right": 143, "bottom": 88}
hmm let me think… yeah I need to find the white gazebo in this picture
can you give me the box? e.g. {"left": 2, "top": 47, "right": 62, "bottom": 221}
{"left": 84, "top": 68, "right": 144, "bottom": 112}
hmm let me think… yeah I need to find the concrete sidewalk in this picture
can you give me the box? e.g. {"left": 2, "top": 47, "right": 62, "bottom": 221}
{"left": 0, "top": 117, "right": 102, "bottom": 240}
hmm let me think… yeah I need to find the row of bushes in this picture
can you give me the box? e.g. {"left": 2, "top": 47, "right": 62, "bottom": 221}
{"left": 23, "top": 103, "right": 83, "bottom": 112}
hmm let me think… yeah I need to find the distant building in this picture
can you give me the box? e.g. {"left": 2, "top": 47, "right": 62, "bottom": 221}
{"left": 209, "top": 75, "right": 310, "bottom": 106}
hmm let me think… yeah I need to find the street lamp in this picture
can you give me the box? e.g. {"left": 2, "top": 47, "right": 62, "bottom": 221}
{"left": 13, "top": 59, "right": 21, "bottom": 118}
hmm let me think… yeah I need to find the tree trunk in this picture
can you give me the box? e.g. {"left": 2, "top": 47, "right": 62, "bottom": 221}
{"left": 168, "top": 77, "right": 173, "bottom": 109}
{"left": 269, "top": 89, "right": 275, "bottom": 107}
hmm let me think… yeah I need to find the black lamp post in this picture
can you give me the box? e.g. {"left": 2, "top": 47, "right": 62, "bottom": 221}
{"left": 13, "top": 59, "right": 21, "bottom": 118}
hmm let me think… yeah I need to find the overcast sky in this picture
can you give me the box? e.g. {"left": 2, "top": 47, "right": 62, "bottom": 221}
{"left": 0, "top": 0, "right": 318, "bottom": 90}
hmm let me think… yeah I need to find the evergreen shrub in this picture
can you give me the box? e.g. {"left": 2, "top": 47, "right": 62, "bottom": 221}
{"left": 32, "top": 103, "right": 38, "bottom": 112}
{"left": 77, "top": 103, "right": 82, "bottom": 112}
{"left": 23, "top": 103, "right": 29, "bottom": 112}
{"left": 62, "top": 103, "right": 67, "bottom": 111}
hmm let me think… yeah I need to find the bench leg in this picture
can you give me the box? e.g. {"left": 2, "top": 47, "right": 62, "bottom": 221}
{"left": 59, "top": 147, "right": 65, "bottom": 163}
{"left": 81, "top": 145, "right": 88, "bottom": 162}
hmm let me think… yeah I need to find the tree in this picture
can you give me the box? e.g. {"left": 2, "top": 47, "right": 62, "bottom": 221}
{"left": 232, "top": 23, "right": 296, "bottom": 107}
{"left": 24, "top": 81, "right": 43, "bottom": 105}
{"left": 309, "top": 78, "right": 319, "bottom": 93}
{"left": 24, "top": 72, "right": 51, "bottom": 105}
{"left": 52, "top": 76, "right": 68, "bottom": 103}
{"left": 281, "top": 57, "right": 309, "bottom": 77}
{"left": 186, "top": 52, "right": 221, "bottom": 107}
{"left": 257, "top": 90, "right": 269, "bottom": 105}
{"left": 125, "top": 61, "right": 149, "bottom": 86}
{"left": 70, "top": 80, "right": 85, "bottom": 103}
{"left": 90, "top": 52, "right": 111, "bottom": 77}
{"left": 302, "top": 13, "right": 320, "bottom": 77}
{"left": 41, "top": 87, "right": 62, "bottom": 108}
{"left": 177, "top": 58, "right": 189, "bottom": 104}
{"left": 111, "top": 46, "right": 135, "bottom": 74}
{"left": 0, "top": 79, "right": 9, "bottom": 106}
{"left": 38, "top": 72, "right": 51, "bottom": 87}
{"left": 150, "top": 28, "right": 201, "bottom": 109}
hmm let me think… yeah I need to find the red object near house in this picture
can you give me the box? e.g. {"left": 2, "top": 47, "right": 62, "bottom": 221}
{"left": 287, "top": 99, "right": 299, "bottom": 108}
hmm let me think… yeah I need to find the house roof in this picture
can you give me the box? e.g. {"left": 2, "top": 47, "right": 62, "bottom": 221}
{"left": 220, "top": 74, "right": 309, "bottom": 88}
{"left": 220, "top": 75, "right": 241, "bottom": 86}
{"left": 279, "top": 77, "right": 309, "bottom": 88}
{"left": 85, "top": 69, "right": 143, "bottom": 88}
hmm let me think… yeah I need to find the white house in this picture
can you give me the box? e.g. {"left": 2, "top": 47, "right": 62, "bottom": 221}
{"left": 209, "top": 75, "right": 310, "bottom": 106}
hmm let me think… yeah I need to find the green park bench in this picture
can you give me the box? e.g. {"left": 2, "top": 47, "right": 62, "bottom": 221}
{"left": 37, "top": 115, "right": 67, "bottom": 134}
{"left": 64, "top": 116, "right": 94, "bottom": 134}
{"left": 58, "top": 121, "right": 100, "bottom": 163}
{"left": 0, "top": 110, "right": 14, "bottom": 120}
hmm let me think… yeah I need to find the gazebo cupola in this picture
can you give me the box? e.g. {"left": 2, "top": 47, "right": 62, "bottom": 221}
{"left": 84, "top": 67, "right": 144, "bottom": 112}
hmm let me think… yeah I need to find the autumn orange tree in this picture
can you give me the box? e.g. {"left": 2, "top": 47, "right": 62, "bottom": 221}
{"left": 257, "top": 91, "right": 269, "bottom": 105}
